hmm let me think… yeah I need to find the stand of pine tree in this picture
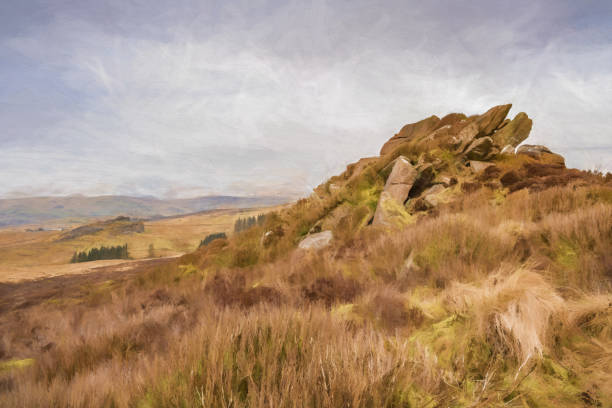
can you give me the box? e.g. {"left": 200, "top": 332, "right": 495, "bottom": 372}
{"left": 70, "top": 244, "right": 129, "bottom": 263}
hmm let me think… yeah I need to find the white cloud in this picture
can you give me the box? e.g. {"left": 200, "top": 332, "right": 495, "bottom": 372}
{"left": 1, "top": 1, "right": 610, "bottom": 198}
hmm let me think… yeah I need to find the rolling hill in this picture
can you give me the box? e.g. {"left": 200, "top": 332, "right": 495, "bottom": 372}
{"left": 0, "top": 194, "right": 290, "bottom": 227}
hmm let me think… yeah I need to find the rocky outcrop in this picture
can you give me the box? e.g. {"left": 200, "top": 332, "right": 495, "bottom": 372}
{"left": 491, "top": 112, "right": 532, "bottom": 147}
{"left": 475, "top": 104, "right": 512, "bottom": 136}
{"left": 380, "top": 116, "right": 440, "bottom": 155}
{"left": 305, "top": 103, "right": 581, "bottom": 239}
{"left": 298, "top": 230, "right": 333, "bottom": 250}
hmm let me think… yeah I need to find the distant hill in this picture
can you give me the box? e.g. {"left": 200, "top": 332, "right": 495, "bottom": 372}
{"left": 0, "top": 194, "right": 289, "bottom": 227}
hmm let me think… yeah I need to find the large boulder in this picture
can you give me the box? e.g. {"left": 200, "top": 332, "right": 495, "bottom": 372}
{"left": 475, "top": 104, "right": 512, "bottom": 137}
{"left": 491, "top": 112, "right": 532, "bottom": 147}
{"left": 516, "top": 144, "right": 565, "bottom": 166}
{"left": 380, "top": 156, "right": 417, "bottom": 203}
{"left": 372, "top": 157, "right": 417, "bottom": 225}
{"left": 372, "top": 192, "right": 414, "bottom": 227}
{"left": 380, "top": 115, "right": 441, "bottom": 155}
{"left": 298, "top": 230, "right": 333, "bottom": 250}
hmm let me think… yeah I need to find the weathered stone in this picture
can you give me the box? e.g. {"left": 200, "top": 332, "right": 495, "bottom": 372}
{"left": 516, "top": 144, "right": 552, "bottom": 156}
{"left": 298, "top": 230, "right": 333, "bottom": 250}
{"left": 516, "top": 144, "right": 565, "bottom": 166}
{"left": 421, "top": 184, "right": 445, "bottom": 207}
{"left": 500, "top": 145, "right": 515, "bottom": 155}
{"left": 421, "top": 125, "right": 451, "bottom": 143}
{"left": 452, "top": 121, "right": 479, "bottom": 151}
{"left": 497, "top": 118, "right": 510, "bottom": 130}
{"left": 469, "top": 160, "right": 495, "bottom": 173}
{"left": 380, "top": 115, "right": 441, "bottom": 155}
{"left": 465, "top": 137, "right": 496, "bottom": 160}
{"left": 491, "top": 112, "right": 532, "bottom": 147}
{"left": 410, "top": 184, "right": 447, "bottom": 211}
{"left": 372, "top": 192, "right": 414, "bottom": 226}
{"left": 437, "top": 112, "right": 467, "bottom": 129}
{"left": 372, "top": 157, "right": 419, "bottom": 226}
{"left": 475, "top": 104, "right": 512, "bottom": 136}
{"left": 382, "top": 156, "right": 417, "bottom": 203}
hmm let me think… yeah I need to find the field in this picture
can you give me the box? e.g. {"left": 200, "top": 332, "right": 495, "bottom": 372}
{"left": 1, "top": 182, "right": 610, "bottom": 407}
{"left": 0, "top": 206, "right": 283, "bottom": 282}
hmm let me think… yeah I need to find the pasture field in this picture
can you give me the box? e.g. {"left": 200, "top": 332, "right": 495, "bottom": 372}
{"left": 0, "top": 206, "right": 284, "bottom": 282}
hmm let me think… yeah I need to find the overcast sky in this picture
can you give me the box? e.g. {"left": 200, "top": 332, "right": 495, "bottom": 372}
{"left": 1, "top": 0, "right": 611, "bottom": 199}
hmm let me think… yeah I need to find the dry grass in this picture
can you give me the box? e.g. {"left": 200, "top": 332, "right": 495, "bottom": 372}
{"left": 0, "top": 177, "right": 611, "bottom": 406}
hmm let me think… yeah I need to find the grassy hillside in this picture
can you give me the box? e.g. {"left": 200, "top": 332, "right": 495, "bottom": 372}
{"left": 0, "top": 105, "right": 611, "bottom": 407}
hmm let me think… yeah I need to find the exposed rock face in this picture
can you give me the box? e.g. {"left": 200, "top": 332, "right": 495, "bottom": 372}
{"left": 475, "top": 104, "right": 512, "bottom": 136}
{"left": 492, "top": 112, "right": 532, "bottom": 147}
{"left": 380, "top": 116, "right": 440, "bottom": 155}
{"left": 372, "top": 157, "right": 417, "bottom": 225}
{"left": 437, "top": 112, "right": 467, "bottom": 129}
{"left": 465, "top": 136, "right": 496, "bottom": 160}
{"left": 382, "top": 156, "right": 418, "bottom": 203}
{"left": 308, "top": 103, "right": 580, "bottom": 237}
{"left": 517, "top": 144, "right": 552, "bottom": 156}
{"left": 469, "top": 160, "right": 495, "bottom": 173}
{"left": 298, "top": 230, "right": 333, "bottom": 250}
{"left": 453, "top": 122, "right": 480, "bottom": 151}
{"left": 372, "top": 192, "right": 413, "bottom": 227}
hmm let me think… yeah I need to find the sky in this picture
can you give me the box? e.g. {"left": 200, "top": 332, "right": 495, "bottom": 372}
{"left": 1, "top": 0, "right": 611, "bottom": 199}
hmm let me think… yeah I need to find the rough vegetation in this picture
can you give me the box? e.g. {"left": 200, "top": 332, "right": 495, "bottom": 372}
{"left": 1, "top": 104, "right": 611, "bottom": 407}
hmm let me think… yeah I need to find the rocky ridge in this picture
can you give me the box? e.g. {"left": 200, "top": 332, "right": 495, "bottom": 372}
{"left": 296, "top": 103, "right": 597, "bottom": 248}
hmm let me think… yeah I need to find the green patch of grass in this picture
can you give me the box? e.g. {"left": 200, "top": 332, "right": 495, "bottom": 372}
{"left": 554, "top": 238, "right": 579, "bottom": 271}
{"left": 0, "top": 358, "right": 34, "bottom": 373}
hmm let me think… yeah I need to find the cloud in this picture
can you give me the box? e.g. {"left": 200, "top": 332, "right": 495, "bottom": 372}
{"left": 0, "top": 0, "right": 611, "bottom": 198}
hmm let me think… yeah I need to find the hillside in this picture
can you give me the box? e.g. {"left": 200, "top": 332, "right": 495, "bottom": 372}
{"left": 1, "top": 104, "right": 611, "bottom": 407}
{"left": 0, "top": 207, "right": 282, "bottom": 282}
{"left": 0, "top": 194, "right": 289, "bottom": 227}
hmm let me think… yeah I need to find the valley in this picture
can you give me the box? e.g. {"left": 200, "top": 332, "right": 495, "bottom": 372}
{"left": 0, "top": 206, "right": 283, "bottom": 282}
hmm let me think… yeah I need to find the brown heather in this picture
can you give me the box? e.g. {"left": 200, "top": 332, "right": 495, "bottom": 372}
{"left": 1, "top": 106, "right": 612, "bottom": 407}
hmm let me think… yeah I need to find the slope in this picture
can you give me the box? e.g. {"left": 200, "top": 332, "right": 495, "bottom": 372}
{"left": 0, "top": 104, "right": 611, "bottom": 407}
